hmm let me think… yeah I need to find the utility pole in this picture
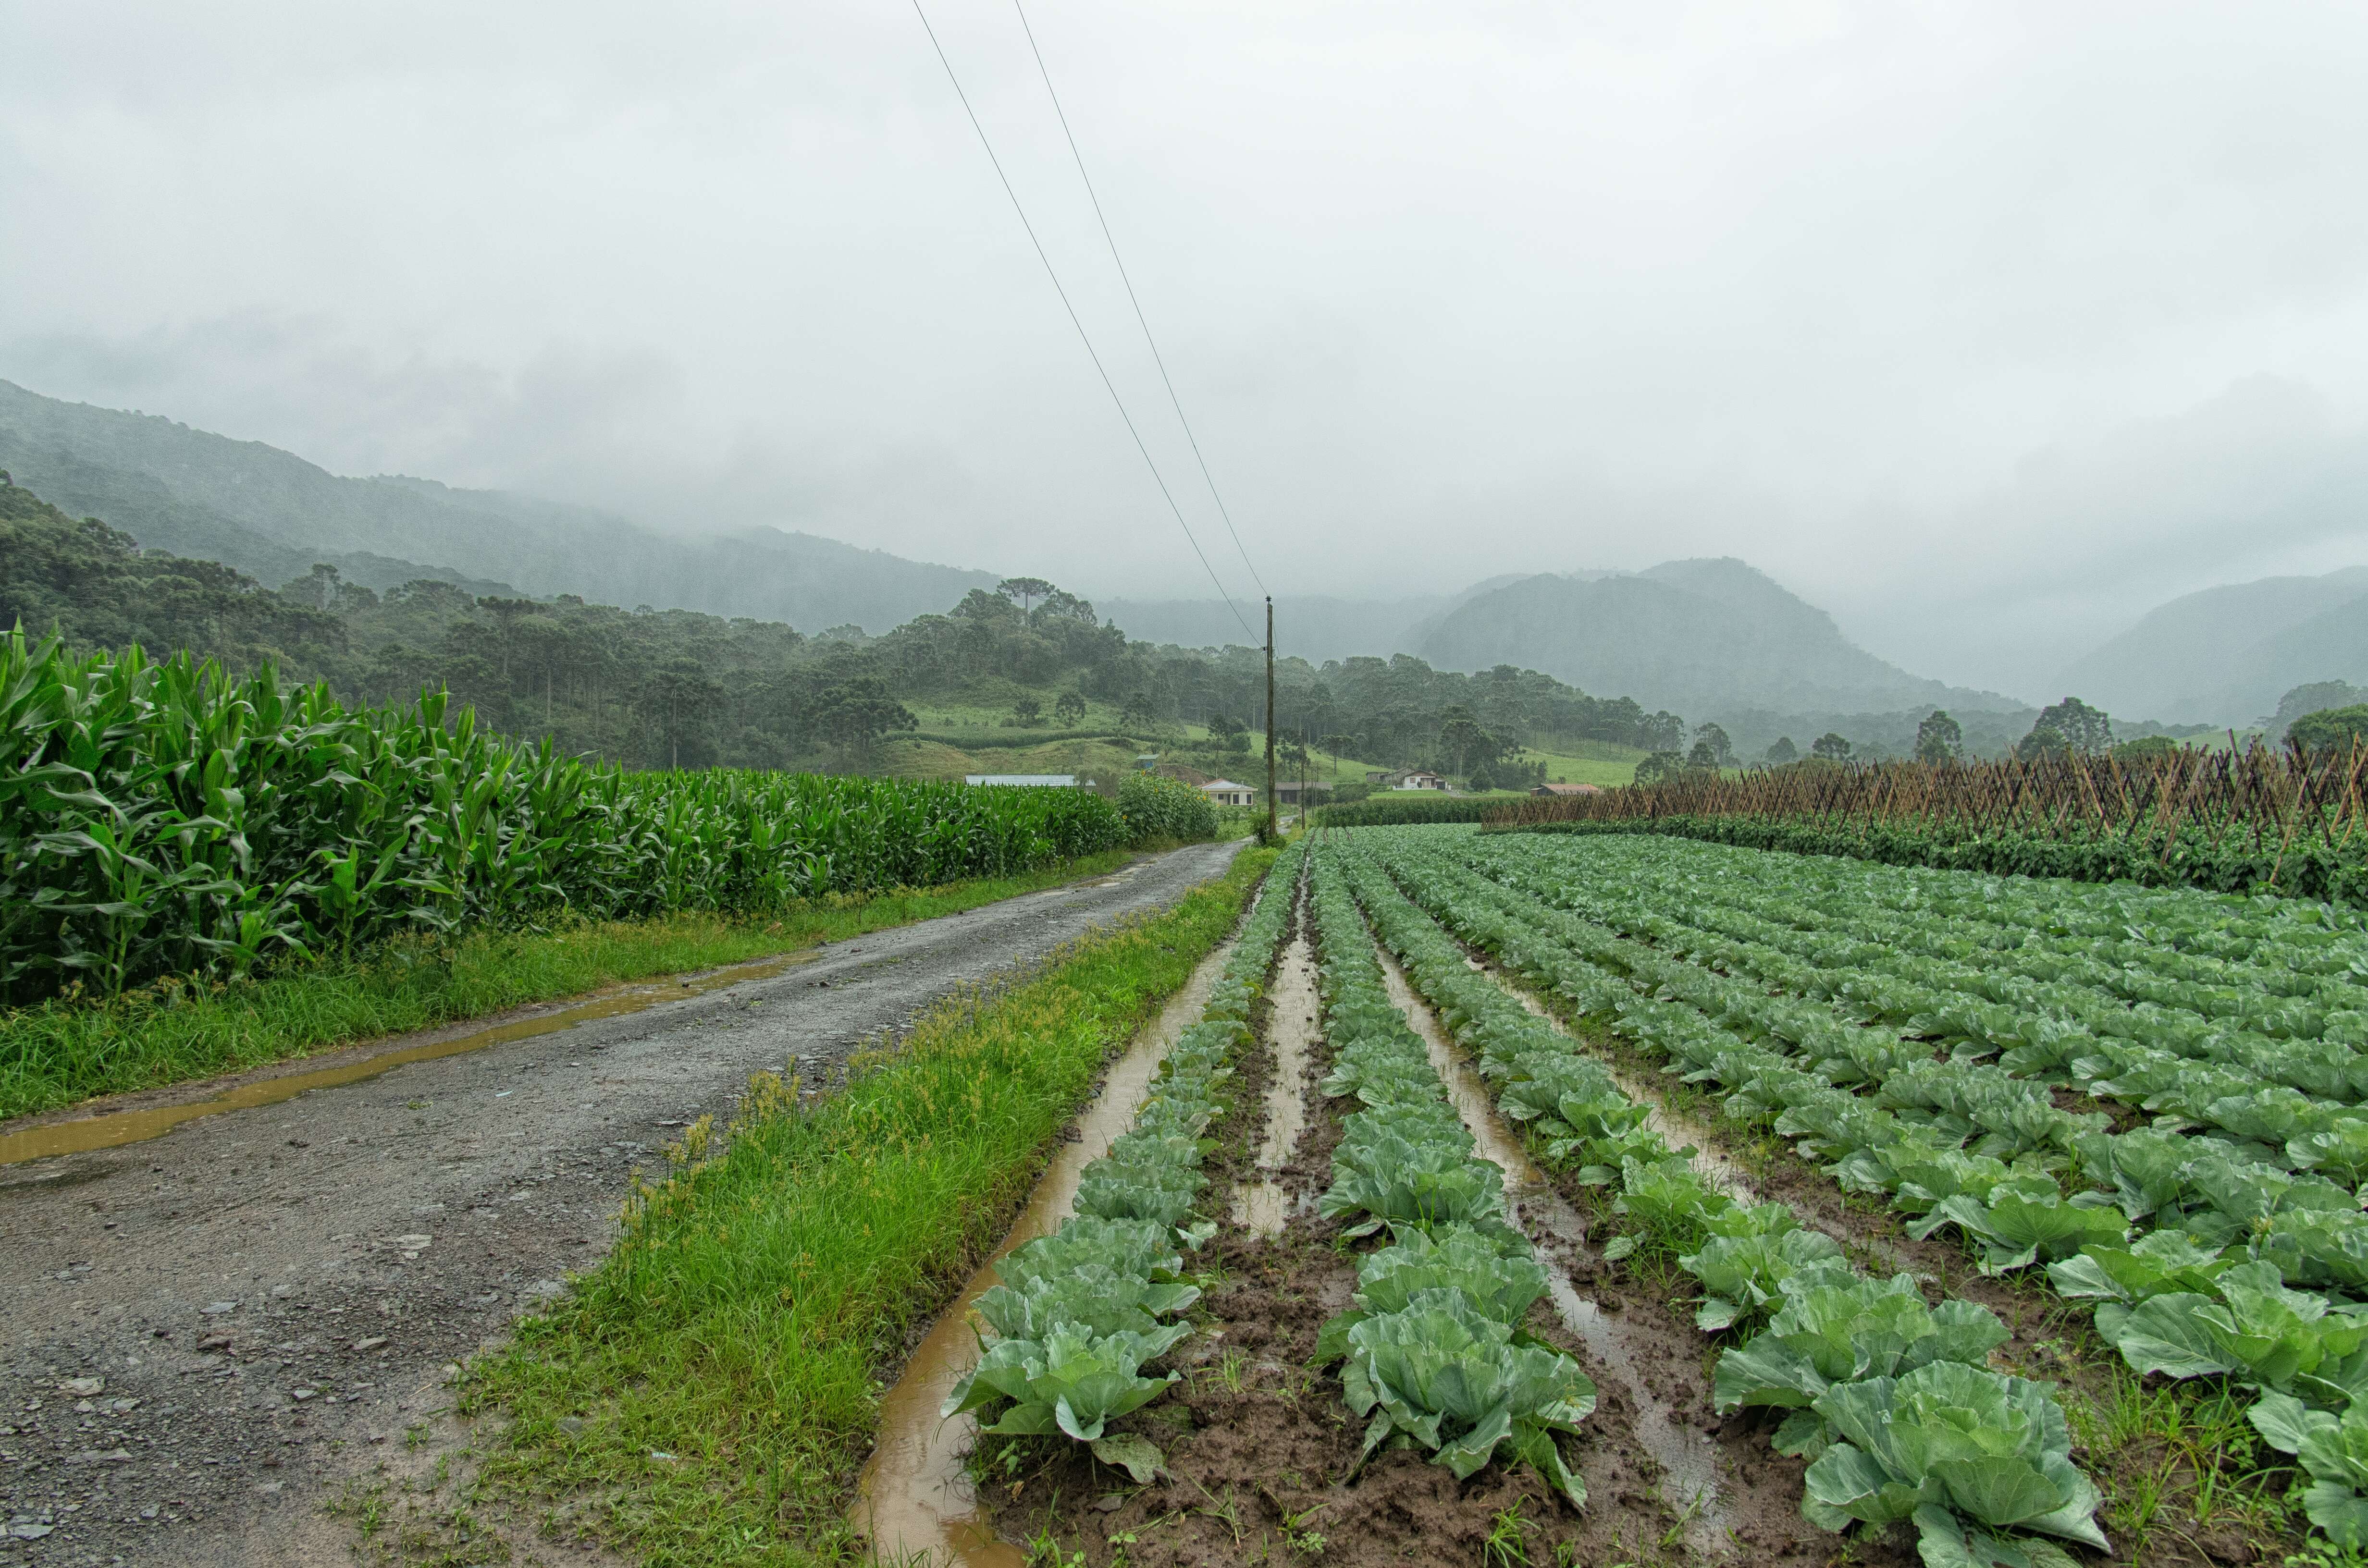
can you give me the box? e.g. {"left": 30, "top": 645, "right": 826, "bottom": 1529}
{"left": 1264, "top": 596, "right": 1277, "bottom": 842}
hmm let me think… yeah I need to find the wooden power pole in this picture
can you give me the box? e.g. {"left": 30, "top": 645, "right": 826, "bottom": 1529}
{"left": 1264, "top": 596, "right": 1277, "bottom": 842}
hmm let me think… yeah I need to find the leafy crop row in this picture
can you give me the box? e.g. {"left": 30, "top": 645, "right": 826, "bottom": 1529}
{"left": 0, "top": 632, "right": 1129, "bottom": 1002}
{"left": 1328, "top": 838, "right": 2108, "bottom": 1565}
{"left": 1476, "top": 835, "right": 2368, "bottom": 1134}
{"left": 1495, "top": 739, "right": 2368, "bottom": 904}
{"left": 1364, "top": 826, "right": 2368, "bottom": 1547}
{"left": 1300, "top": 847, "right": 1597, "bottom": 1507}
{"left": 942, "top": 843, "right": 1302, "bottom": 1480}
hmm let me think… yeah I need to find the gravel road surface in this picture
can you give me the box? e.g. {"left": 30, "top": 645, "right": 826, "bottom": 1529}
{"left": 0, "top": 839, "right": 1244, "bottom": 1567}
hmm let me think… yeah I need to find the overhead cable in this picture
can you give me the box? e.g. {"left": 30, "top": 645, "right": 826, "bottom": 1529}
{"left": 909, "top": 0, "right": 1254, "bottom": 639}
{"left": 1011, "top": 0, "right": 1268, "bottom": 599}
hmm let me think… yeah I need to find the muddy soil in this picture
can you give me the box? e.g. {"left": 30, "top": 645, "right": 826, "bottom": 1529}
{"left": 0, "top": 841, "right": 1244, "bottom": 1568}
{"left": 982, "top": 898, "right": 1864, "bottom": 1567}
{"left": 1464, "top": 947, "right": 2276, "bottom": 1568}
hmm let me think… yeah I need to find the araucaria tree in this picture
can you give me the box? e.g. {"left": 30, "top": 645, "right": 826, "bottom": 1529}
{"left": 2017, "top": 697, "right": 2112, "bottom": 760}
{"left": 1914, "top": 709, "right": 1964, "bottom": 763}
{"left": 1812, "top": 732, "right": 1853, "bottom": 761}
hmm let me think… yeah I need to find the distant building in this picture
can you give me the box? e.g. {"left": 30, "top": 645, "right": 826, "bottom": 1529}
{"left": 965, "top": 774, "right": 1080, "bottom": 787}
{"left": 1392, "top": 771, "right": 1449, "bottom": 792}
{"left": 1200, "top": 779, "right": 1257, "bottom": 807}
{"left": 1530, "top": 782, "right": 1602, "bottom": 796}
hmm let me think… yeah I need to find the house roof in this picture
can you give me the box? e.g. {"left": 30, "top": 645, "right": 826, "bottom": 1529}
{"left": 1199, "top": 779, "right": 1253, "bottom": 793}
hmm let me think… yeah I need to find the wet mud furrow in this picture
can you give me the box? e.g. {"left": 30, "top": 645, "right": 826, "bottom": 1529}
{"left": 856, "top": 933, "right": 1242, "bottom": 1567}
{"left": 1463, "top": 944, "right": 2068, "bottom": 1352}
{"left": 1376, "top": 947, "right": 1751, "bottom": 1556}
{"left": 987, "top": 891, "right": 1702, "bottom": 1566}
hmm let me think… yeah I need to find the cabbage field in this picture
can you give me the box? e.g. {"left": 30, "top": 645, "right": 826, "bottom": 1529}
{"left": 957, "top": 822, "right": 2367, "bottom": 1566}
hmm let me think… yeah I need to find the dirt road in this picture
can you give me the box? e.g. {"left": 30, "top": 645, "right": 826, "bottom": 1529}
{"left": 0, "top": 840, "right": 1245, "bottom": 1568}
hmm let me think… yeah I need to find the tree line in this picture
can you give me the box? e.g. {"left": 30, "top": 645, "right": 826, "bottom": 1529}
{"left": 0, "top": 473, "right": 1688, "bottom": 777}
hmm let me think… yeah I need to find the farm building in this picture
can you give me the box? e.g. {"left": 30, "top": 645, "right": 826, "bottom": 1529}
{"left": 964, "top": 773, "right": 1081, "bottom": 787}
{"left": 1390, "top": 771, "right": 1449, "bottom": 791}
{"left": 1200, "top": 779, "right": 1257, "bottom": 807}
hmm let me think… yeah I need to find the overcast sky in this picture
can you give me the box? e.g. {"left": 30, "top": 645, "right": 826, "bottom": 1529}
{"left": 6, "top": 0, "right": 2368, "bottom": 698}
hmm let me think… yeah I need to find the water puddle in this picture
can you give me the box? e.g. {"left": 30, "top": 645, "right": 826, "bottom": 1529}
{"left": 1477, "top": 962, "right": 1759, "bottom": 1203}
{"left": 1376, "top": 948, "right": 1736, "bottom": 1549}
{"left": 0, "top": 950, "right": 824, "bottom": 1169}
{"left": 856, "top": 936, "right": 1240, "bottom": 1568}
{"left": 1233, "top": 932, "right": 1319, "bottom": 1237}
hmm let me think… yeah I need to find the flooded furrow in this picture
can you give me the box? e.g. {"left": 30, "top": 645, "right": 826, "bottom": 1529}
{"left": 1467, "top": 952, "right": 1934, "bottom": 1282}
{"left": 1375, "top": 947, "right": 1738, "bottom": 1552}
{"left": 854, "top": 933, "right": 1240, "bottom": 1568}
{"left": 1231, "top": 930, "right": 1318, "bottom": 1237}
{"left": 1464, "top": 954, "right": 1760, "bottom": 1202}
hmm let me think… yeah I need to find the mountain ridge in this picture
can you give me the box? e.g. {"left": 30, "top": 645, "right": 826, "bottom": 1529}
{"left": 2053, "top": 566, "right": 2368, "bottom": 723}
{"left": 0, "top": 379, "right": 998, "bottom": 633}
{"left": 1415, "top": 559, "right": 2025, "bottom": 721}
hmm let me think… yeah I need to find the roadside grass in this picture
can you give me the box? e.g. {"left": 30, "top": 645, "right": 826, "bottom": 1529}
{"left": 0, "top": 849, "right": 1137, "bottom": 1122}
{"left": 451, "top": 844, "right": 1279, "bottom": 1567}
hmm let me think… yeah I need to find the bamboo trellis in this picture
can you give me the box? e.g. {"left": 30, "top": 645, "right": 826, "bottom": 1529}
{"left": 1490, "top": 741, "right": 2368, "bottom": 877}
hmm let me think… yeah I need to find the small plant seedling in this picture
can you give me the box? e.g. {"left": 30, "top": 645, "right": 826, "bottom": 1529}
{"left": 1484, "top": 1499, "right": 1531, "bottom": 1567}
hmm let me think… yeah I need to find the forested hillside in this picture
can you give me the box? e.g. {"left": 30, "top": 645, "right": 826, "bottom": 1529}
{"left": 0, "top": 473, "right": 1683, "bottom": 780}
{"left": 0, "top": 378, "right": 996, "bottom": 632}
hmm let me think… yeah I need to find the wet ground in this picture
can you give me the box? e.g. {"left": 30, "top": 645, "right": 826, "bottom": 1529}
{"left": 972, "top": 892, "right": 1874, "bottom": 1566}
{"left": 0, "top": 841, "right": 1243, "bottom": 1568}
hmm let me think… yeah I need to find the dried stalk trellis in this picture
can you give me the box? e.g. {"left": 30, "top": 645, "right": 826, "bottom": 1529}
{"left": 1490, "top": 742, "right": 2368, "bottom": 893}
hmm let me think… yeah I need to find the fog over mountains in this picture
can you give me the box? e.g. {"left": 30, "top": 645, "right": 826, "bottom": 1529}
{"left": 4, "top": 376, "right": 2363, "bottom": 732}
{"left": 0, "top": 380, "right": 996, "bottom": 635}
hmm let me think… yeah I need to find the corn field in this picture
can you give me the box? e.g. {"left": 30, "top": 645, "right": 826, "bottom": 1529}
{"left": 0, "top": 632, "right": 1127, "bottom": 1003}
{"left": 1489, "top": 744, "right": 2368, "bottom": 903}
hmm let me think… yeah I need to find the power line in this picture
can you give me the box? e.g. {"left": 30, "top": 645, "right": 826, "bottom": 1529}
{"left": 1010, "top": 0, "right": 1267, "bottom": 599}
{"left": 909, "top": 0, "right": 1254, "bottom": 639}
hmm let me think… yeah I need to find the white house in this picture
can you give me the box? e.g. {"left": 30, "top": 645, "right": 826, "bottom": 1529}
{"left": 1200, "top": 779, "right": 1257, "bottom": 807}
{"left": 1392, "top": 771, "right": 1449, "bottom": 791}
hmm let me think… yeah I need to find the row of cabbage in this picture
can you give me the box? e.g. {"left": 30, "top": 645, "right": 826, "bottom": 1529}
{"left": 1300, "top": 845, "right": 1599, "bottom": 1508}
{"left": 1479, "top": 833, "right": 2368, "bottom": 1132}
{"left": 1327, "top": 839, "right": 2109, "bottom": 1566}
{"left": 1362, "top": 827, "right": 2368, "bottom": 1545}
{"left": 940, "top": 843, "right": 1302, "bottom": 1482}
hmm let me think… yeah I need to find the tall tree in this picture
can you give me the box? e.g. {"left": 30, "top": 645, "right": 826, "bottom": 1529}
{"left": 2017, "top": 697, "right": 2112, "bottom": 760}
{"left": 1812, "top": 732, "right": 1853, "bottom": 761}
{"left": 996, "top": 577, "right": 1056, "bottom": 612}
{"left": 1764, "top": 735, "right": 1799, "bottom": 764}
{"left": 1914, "top": 709, "right": 1964, "bottom": 763}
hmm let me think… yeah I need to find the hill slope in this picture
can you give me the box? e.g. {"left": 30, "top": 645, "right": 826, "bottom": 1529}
{"left": 2053, "top": 567, "right": 2368, "bottom": 724}
{"left": 0, "top": 379, "right": 996, "bottom": 631}
{"left": 1416, "top": 558, "right": 2019, "bottom": 719}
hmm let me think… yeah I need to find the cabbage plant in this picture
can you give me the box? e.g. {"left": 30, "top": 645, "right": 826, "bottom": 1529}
{"left": 2250, "top": 1390, "right": 2368, "bottom": 1547}
{"left": 1801, "top": 1361, "right": 2107, "bottom": 1556}
{"left": 1340, "top": 1291, "right": 1597, "bottom": 1509}
{"left": 943, "top": 1324, "right": 1189, "bottom": 1482}
{"left": 2095, "top": 1260, "right": 2368, "bottom": 1405}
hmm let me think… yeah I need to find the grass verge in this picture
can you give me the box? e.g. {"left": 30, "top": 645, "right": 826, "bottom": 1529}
{"left": 447, "top": 842, "right": 1279, "bottom": 1566}
{"left": 0, "top": 849, "right": 1138, "bottom": 1122}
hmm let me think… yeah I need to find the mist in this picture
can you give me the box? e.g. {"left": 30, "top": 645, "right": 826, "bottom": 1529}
{"left": 6, "top": 0, "right": 2368, "bottom": 700}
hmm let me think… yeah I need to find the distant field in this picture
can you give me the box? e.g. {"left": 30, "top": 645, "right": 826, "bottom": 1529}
{"left": 1514, "top": 737, "right": 1645, "bottom": 788}
{"left": 897, "top": 688, "right": 1647, "bottom": 789}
